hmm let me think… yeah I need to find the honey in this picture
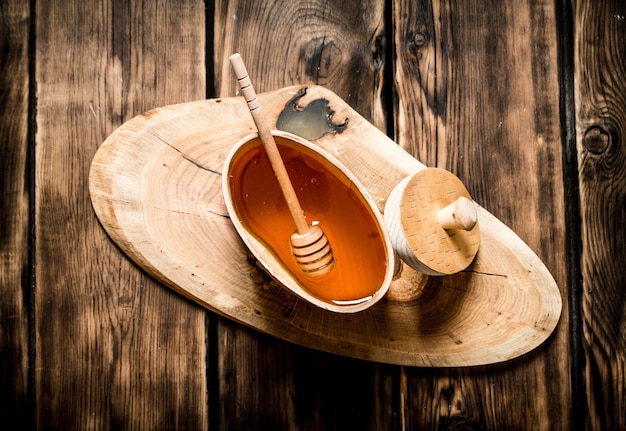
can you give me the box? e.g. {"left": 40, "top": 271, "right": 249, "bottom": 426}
{"left": 228, "top": 136, "right": 388, "bottom": 305}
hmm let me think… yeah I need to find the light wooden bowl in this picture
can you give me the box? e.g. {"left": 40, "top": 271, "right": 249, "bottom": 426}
{"left": 222, "top": 130, "right": 394, "bottom": 313}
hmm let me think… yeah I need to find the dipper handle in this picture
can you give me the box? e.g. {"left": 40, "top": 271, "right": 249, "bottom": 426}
{"left": 229, "top": 53, "right": 309, "bottom": 235}
{"left": 230, "top": 53, "right": 335, "bottom": 277}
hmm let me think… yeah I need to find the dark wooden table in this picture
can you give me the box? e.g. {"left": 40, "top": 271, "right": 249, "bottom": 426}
{"left": 2, "top": 1, "right": 624, "bottom": 429}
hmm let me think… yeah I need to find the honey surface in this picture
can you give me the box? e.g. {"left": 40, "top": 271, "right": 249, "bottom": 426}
{"left": 228, "top": 137, "right": 387, "bottom": 305}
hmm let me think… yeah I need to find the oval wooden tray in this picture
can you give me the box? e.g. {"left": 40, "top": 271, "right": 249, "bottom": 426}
{"left": 89, "top": 85, "right": 562, "bottom": 367}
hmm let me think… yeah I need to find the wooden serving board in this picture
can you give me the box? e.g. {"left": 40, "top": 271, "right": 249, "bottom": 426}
{"left": 89, "top": 85, "right": 562, "bottom": 367}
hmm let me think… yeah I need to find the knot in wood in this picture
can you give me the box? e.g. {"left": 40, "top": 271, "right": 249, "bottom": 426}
{"left": 413, "top": 31, "right": 428, "bottom": 47}
{"left": 301, "top": 37, "right": 341, "bottom": 80}
{"left": 583, "top": 125, "right": 611, "bottom": 154}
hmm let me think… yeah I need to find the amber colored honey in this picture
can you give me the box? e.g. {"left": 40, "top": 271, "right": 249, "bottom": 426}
{"left": 228, "top": 136, "right": 388, "bottom": 305}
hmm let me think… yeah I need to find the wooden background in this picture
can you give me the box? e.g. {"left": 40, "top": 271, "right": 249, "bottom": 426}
{"left": 1, "top": 0, "right": 624, "bottom": 429}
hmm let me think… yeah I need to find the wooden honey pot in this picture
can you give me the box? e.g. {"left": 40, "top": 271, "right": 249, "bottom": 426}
{"left": 222, "top": 130, "right": 395, "bottom": 312}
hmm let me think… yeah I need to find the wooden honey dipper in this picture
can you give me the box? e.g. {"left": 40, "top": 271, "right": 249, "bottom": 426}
{"left": 229, "top": 53, "right": 335, "bottom": 277}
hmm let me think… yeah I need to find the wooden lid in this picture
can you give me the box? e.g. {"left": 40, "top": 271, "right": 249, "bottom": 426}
{"left": 399, "top": 168, "right": 480, "bottom": 275}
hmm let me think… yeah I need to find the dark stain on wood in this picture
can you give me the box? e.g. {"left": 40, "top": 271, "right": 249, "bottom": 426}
{"left": 277, "top": 88, "right": 348, "bottom": 139}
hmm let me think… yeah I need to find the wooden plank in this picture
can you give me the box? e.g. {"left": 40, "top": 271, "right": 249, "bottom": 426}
{"left": 213, "top": 1, "right": 397, "bottom": 427}
{"left": 573, "top": 1, "right": 626, "bottom": 429}
{"left": 34, "top": 1, "right": 208, "bottom": 428}
{"left": 0, "top": 1, "right": 32, "bottom": 427}
{"left": 214, "top": 0, "right": 388, "bottom": 131}
{"left": 216, "top": 324, "right": 397, "bottom": 429}
{"left": 393, "top": 0, "right": 571, "bottom": 428}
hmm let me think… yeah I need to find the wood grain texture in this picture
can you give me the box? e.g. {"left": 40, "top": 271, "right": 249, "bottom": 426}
{"left": 5, "top": 0, "right": 623, "bottom": 428}
{"left": 393, "top": 0, "right": 570, "bottom": 428}
{"left": 33, "top": 1, "right": 208, "bottom": 429}
{"left": 216, "top": 323, "right": 398, "bottom": 430}
{"left": 574, "top": 1, "right": 626, "bottom": 429}
{"left": 0, "top": 1, "right": 31, "bottom": 427}
{"left": 214, "top": 0, "right": 388, "bottom": 131}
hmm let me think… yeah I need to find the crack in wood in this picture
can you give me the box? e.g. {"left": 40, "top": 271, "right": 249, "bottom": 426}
{"left": 156, "top": 135, "right": 222, "bottom": 174}
{"left": 462, "top": 270, "right": 509, "bottom": 278}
